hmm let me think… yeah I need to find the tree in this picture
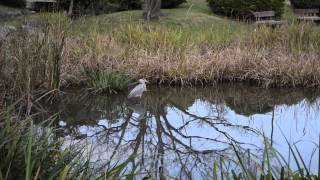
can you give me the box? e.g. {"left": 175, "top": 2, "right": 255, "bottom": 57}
{"left": 143, "top": 0, "right": 161, "bottom": 21}
{"left": 67, "top": 0, "right": 74, "bottom": 16}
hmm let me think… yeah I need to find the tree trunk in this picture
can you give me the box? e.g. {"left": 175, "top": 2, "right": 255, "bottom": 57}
{"left": 67, "top": 0, "right": 74, "bottom": 17}
{"left": 143, "top": 0, "right": 161, "bottom": 21}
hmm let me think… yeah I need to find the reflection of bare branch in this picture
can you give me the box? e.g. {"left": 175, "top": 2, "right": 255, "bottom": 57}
{"left": 170, "top": 100, "right": 259, "bottom": 148}
{"left": 107, "top": 110, "right": 133, "bottom": 164}
{"left": 58, "top": 86, "right": 295, "bottom": 178}
{"left": 155, "top": 113, "right": 164, "bottom": 179}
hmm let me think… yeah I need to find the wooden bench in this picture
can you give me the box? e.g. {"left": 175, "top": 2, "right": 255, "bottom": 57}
{"left": 294, "top": 9, "right": 320, "bottom": 22}
{"left": 253, "top": 11, "right": 283, "bottom": 26}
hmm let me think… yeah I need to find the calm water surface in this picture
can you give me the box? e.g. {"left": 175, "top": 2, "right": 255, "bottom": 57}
{"left": 55, "top": 84, "right": 320, "bottom": 179}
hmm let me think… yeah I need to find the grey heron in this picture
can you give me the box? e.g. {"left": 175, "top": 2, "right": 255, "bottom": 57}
{"left": 128, "top": 79, "right": 149, "bottom": 99}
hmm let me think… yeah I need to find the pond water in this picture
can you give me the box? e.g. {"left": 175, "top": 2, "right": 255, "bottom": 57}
{"left": 55, "top": 84, "right": 320, "bottom": 179}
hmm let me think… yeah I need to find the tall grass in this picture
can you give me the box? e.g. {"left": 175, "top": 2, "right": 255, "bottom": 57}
{"left": 212, "top": 135, "right": 320, "bottom": 180}
{"left": 69, "top": 22, "right": 320, "bottom": 87}
{"left": 84, "top": 70, "right": 134, "bottom": 94}
{"left": 2, "top": 13, "right": 320, "bottom": 98}
{"left": 0, "top": 107, "right": 136, "bottom": 180}
{"left": 0, "top": 13, "right": 68, "bottom": 110}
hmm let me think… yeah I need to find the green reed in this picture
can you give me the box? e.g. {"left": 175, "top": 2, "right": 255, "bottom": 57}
{"left": 84, "top": 70, "right": 134, "bottom": 94}
{"left": 212, "top": 135, "right": 320, "bottom": 180}
{"left": 0, "top": 107, "right": 136, "bottom": 180}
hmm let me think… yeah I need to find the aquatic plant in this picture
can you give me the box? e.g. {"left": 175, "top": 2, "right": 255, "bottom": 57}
{"left": 84, "top": 70, "right": 134, "bottom": 94}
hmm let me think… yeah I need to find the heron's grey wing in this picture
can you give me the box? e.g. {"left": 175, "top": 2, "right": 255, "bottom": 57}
{"left": 128, "top": 84, "right": 144, "bottom": 98}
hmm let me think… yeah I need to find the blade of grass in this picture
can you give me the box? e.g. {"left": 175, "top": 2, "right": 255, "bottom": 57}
{"left": 283, "top": 137, "right": 304, "bottom": 178}
{"left": 104, "top": 153, "right": 137, "bottom": 179}
{"left": 318, "top": 134, "right": 320, "bottom": 179}
{"left": 293, "top": 144, "right": 311, "bottom": 179}
{"left": 231, "top": 142, "right": 252, "bottom": 180}
{"left": 213, "top": 162, "right": 218, "bottom": 180}
{"left": 231, "top": 170, "right": 239, "bottom": 180}
{"left": 263, "top": 136, "right": 272, "bottom": 180}
{"left": 220, "top": 157, "right": 224, "bottom": 180}
{"left": 59, "top": 165, "right": 70, "bottom": 180}
{"left": 0, "top": 169, "right": 3, "bottom": 180}
{"left": 25, "top": 121, "right": 34, "bottom": 180}
{"left": 280, "top": 167, "right": 284, "bottom": 180}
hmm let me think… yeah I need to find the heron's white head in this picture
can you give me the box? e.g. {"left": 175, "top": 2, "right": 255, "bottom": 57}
{"left": 138, "top": 79, "right": 149, "bottom": 84}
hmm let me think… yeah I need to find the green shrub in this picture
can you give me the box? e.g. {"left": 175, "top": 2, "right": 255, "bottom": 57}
{"left": 57, "top": 0, "right": 185, "bottom": 14}
{"left": 114, "top": 0, "right": 142, "bottom": 10}
{"left": 0, "top": 0, "right": 25, "bottom": 8}
{"left": 162, "top": 0, "right": 187, "bottom": 8}
{"left": 290, "top": 0, "right": 320, "bottom": 8}
{"left": 206, "top": 0, "right": 285, "bottom": 19}
{"left": 57, "top": 0, "right": 142, "bottom": 15}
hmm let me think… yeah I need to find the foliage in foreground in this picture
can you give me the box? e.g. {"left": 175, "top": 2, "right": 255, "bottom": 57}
{"left": 0, "top": 111, "right": 73, "bottom": 180}
{"left": 206, "top": 0, "right": 285, "bottom": 19}
{"left": 0, "top": 108, "right": 135, "bottom": 180}
{"left": 218, "top": 137, "right": 320, "bottom": 180}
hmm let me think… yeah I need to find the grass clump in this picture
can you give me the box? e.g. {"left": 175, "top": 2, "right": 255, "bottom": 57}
{"left": 0, "top": 110, "right": 76, "bottom": 180}
{"left": 0, "top": 107, "right": 136, "bottom": 179}
{"left": 84, "top": 70, "right": 134, "bottom": 94}
{"left": 213, "top": 136, "right": 320, "bottom": 180}
{"left": 0, "top": 13, "right": 68, "bottom": 105}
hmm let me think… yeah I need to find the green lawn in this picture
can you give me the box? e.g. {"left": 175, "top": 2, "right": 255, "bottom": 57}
{"left": 72, "top": 0, "right": 248, "bottom": 31}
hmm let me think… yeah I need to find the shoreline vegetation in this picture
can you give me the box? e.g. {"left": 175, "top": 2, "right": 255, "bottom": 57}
{"left": 1, "top": 13, "right": 320, "bottom": 96}
{"left": 0, "top": 1, "right": 320, "bottom": 99}
{"left": 0, "top": 4, "right": 319, "bottom": 117}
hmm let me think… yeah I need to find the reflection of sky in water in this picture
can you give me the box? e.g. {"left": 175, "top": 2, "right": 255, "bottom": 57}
{"left": 166, "top": 99, "right": 320, "bottom": 172}
{"left": 60, "top": 88, "right": 320, "bottom": 178}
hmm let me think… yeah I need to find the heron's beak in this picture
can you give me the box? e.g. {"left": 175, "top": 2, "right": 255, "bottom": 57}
{"left": 145, "top": 80, "right": 150, "bottom": 84}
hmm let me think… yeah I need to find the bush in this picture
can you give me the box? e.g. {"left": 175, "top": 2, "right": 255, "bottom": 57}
{"left": 290, "top": 0, "right": 320, "bottom": 8}
{"left": 207, "top": 0, "right": 285, "bottom": 19}
{"left": 0, "top": 0, "right": 25, "bottom": 8}
{"left": 58, "top": 0, "right": 185, "bottom": 15}
{"left": 162, "top": 0, "right": 186, "bottom": 8}
{"left": 57, "top": 0, "right": 142, "bottom": 15}
{"left": 114, "top": 0, "right": 142, "bottom": 10}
